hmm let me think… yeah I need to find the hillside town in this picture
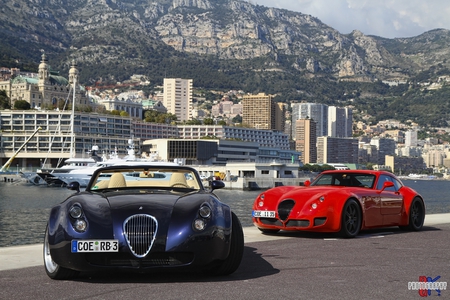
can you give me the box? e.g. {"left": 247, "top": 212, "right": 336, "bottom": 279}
{"left": 1, "top": 53, "right": 450, "bottom": 180}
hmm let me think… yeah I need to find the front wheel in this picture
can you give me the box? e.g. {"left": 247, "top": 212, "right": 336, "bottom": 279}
{"left": 211, "top": 212, "right": 244, "bottom": 276}
{"left": 400, "top": 197, "right": 425, "bottom": 231}
{"left": 339, "top": 199, "right": 361, "bottom": 238}
{"left": 43, "top": 226, "right": 78, "bottom": 280}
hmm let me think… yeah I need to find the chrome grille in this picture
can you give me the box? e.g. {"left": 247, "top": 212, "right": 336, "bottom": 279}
{"left": 123, "top": 214, "right": 158, "bottom": 258}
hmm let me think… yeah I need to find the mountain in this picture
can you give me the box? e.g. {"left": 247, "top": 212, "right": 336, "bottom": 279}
{"left": 1, "top": 0, "right": 450, "bottom": 127}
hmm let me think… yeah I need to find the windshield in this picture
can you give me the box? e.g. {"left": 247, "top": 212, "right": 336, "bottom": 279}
{"left": 89, "top": 167, "right": 202, "bottom": 191}
{"left": 311, "top": 173, "right": 375, "bottom": 188}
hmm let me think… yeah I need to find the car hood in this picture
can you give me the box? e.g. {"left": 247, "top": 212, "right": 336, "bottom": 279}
{"left": 267, "top": 185, "right": 358, "bottom": 204}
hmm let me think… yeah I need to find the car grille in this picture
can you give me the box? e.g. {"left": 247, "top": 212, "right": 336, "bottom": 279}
{"left": 277, "top": 199, "right": 295, "bottom": 221}
{"left": 85, "top": 252, "right": 194, "bottom": 267}
{"left": 123, "top": 214, "right": 157, "bottom": 258}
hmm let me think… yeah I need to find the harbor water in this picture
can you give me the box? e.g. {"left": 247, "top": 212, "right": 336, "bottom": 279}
{"left": 0, "top": 179, "right": 449, "bottom": 248}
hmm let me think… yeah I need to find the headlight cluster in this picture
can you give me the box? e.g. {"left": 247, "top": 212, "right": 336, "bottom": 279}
{"left": 69, "top": 204, "right": 88, "bottom": 232}
{"left": 258, "top": 193, "right": 265, "bottom": 207}
{"left": 193, "top": 204, "right": 212, "bottom": 231}
{"left": 311, "top": 196, "right": 325, "bottom": 210}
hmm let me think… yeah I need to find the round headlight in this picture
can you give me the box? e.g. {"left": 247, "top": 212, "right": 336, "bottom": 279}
{"left": 319, "top": 196, "right": 325, "bottom": 202}
{"left": 69, "top": 205, "right": 83, "bottom": 219}
{"left": 258, "top": 201, "right": 264, "bottom": 207}
{"left": 193, "top": 219, "right": 206, "bottom": 231}
{"left": 199, "top": 205, "right": 211, "bottom": 218}
{"left": 311, "top": 203, "right": 318, "bottom": 209}
{"left": 74, "top": 219, "right": 87, "bottom": 232}
{"left": 260, "top": 194, "right": 265, "bottom": 200}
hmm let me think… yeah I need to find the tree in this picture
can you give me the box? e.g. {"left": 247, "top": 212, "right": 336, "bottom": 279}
{"left": 0, "top": 90, "right": 10, "bottom": 109}
{"left": 203, "top": 118, "right": 214, "bottom": 125}
{"left": 14, "top": 100, "right": 31, "bottom": 110}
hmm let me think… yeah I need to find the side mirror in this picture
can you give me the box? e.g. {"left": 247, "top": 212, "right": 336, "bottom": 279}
{"left": 67, "top": 181, "right": 80, "bottom": 193}
{"left": 379, "top": 181, "right": 394, "bottom": 193}
{"left": 304, "top": 180, "right": 311, "bottom": 187}
{"left": 210, "top": 180, "right": 225, "bottom": 191}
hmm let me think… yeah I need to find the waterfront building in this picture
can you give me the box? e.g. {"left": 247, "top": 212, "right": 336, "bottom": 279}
{"left": 0, "top": 110, "right": 134, "bottom": 170}
{"left": 385, "top": 155, "right": 426, "bottom": 174}
{"left": 142, "top": 139, "right": 301, "bottom": 182}
{"left": 163, "top": 78, "right": 192, "bottom": 122}
{"left": 0, "top": 110, "right": 294, "bottom": 171}
{"left": 176, "top": 125, "right": 291, "bottom": 149}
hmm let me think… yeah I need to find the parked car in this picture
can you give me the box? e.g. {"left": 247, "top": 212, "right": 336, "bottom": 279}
{"left": 252, "top": 170, "right": 425, "bottom": 238}
{"left": 44, "top": 163, "right": 244, "bottom": 279}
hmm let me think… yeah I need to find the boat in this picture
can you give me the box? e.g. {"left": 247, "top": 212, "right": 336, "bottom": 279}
{"left": 52, "top": 140, "right": 160, "bottom": 187}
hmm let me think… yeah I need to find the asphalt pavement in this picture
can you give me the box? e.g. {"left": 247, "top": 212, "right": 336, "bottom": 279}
{"left": 1, "top": 213, "right": 449, "bottom": 300}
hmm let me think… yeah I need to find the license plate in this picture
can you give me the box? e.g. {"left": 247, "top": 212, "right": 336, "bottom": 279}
{"left": 252, "top": 210, "right": 276, "bottom": 218}
{"left": 71, "top": 240, "right": 119, "bottom": 253}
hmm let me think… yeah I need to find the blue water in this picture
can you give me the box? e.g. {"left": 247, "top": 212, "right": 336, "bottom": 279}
{"left": 0, "top": 179, "right": 449, "bottom": 247}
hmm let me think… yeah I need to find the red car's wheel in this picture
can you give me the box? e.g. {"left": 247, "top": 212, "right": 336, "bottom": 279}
{"left": 339, "top": 199, "right": 361, "bottom": 238}
{"left": 400, "top": 197, "right": 425, "bottom": 231}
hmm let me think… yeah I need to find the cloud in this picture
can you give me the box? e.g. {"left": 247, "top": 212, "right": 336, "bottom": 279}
{"left": 254, "top": 0, "right": 450, "bottom": 38}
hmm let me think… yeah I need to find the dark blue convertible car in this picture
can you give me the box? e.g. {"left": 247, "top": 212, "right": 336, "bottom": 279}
{"left": 44, "top": 163, "right": 244, "bottom": 279}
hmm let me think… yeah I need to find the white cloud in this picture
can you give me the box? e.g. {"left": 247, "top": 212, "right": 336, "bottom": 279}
{"left": 254, "top": 0, "right": 450, "bottom": 38}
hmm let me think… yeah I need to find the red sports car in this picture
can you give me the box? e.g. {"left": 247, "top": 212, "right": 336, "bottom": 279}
{"left": 252, "top": 170, "right": 425, "bottom": 238}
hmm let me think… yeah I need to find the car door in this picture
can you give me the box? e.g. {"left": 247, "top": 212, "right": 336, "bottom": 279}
{"left": 376, "top": 175, "right": 404, "bottom": 216}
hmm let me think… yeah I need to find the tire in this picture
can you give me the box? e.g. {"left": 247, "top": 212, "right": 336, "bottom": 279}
{"left": 212, "top": 212, "right": 244, "bottom": 276}
{"left": 400, "top": 197, "right": 425, "bottom": 231}
{"left": 43, "top": 226, "right": 79, "bottom": 280}
{"left": 339, "top": 199, "right": 362, "bottom": 238}
{"left": 258, "top": 228, "right": 280, "bottom": 234}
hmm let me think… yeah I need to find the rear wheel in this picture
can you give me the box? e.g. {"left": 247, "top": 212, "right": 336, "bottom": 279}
{"left": 339, "top": 199, "right": 361, "bottom": 238}
{"left": 43, "top": 226, "right": 79, "bottom": 280}
{"left": 400, "top": 197, "right": 425, "bottom": 231}
{"left": 212, "top": 212, "right": 244, "bottom": 276}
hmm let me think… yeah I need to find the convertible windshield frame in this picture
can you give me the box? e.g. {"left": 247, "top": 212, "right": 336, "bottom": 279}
{"left": 87, "top": 166, "right": 203, "bottom": 191}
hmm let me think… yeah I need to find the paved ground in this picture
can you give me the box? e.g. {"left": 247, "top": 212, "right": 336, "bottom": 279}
{"left": 1, "top": 214, "right": 449, "bottom": 299}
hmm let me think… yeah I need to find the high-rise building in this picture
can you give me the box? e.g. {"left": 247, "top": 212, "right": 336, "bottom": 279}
{"left": 242, "top": 93, "right": 284, "bottom": 130}
{"left": 328, "top": 106, "right": 352, "bottom": 137}
{"left": 163, "top": 78, "right": 193, "bottom": 122}
{"left": 295, "top": 119, "right": 317, "bottom": 164}
{"left": 316, "top": 136, "right": 358, "bottom": 164}
{"left": 405, "top": 130, "right": 418, "bottom": 147}
{"left": 291, "top": 103, "right": 328, "bottom": 139}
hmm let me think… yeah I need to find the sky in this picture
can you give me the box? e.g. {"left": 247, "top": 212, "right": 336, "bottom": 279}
{"left": 254, "top": 0, "right": 450, "bottom": 39}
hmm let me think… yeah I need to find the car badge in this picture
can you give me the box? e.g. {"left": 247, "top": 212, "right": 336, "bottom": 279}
{"left": 139, "top": 206, "right": 143, "bottom": 210}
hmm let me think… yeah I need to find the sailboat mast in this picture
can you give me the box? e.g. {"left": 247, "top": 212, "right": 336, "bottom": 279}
{"left": 70, "top": 75, "right": 76, "bottom": 158}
